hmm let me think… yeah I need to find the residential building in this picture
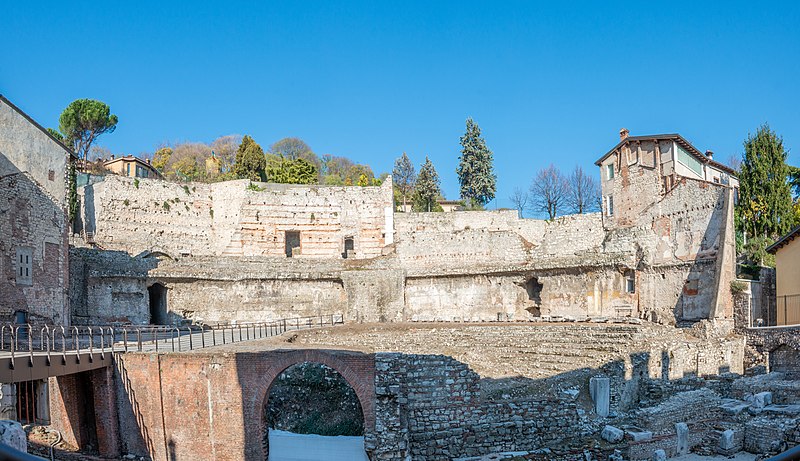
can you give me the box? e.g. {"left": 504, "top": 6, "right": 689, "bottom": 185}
{"left": 104, "top": 155, "right": 161, "bottom": 179}
{"left": 767, "top": 227, "right": 800, "bottom": 325}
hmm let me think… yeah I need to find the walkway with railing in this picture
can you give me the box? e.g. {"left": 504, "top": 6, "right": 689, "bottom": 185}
{"left": 0, "top": 314, "right": 344, "bottom": 383}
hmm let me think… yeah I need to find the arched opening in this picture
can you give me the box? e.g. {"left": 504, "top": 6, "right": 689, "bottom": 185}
{"left": 148, "top": 283, "right": 167, "bottom": 325}
{"left": 525, "top": 277, "right": 543, "bottom": 315}
{"left": 263, "top": 362, "right": 368, "bottom": 461}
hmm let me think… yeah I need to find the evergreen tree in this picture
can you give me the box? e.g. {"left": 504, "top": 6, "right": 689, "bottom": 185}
{"left": 392, "top": 152, "right": 416, "bottom": 210}
{"left": 234, "top": 135, "right": 266, "bottom": 182}
{"left": 58, "top": 99, "right": 118, "bottom": 170}
{"left": 736, "top": 124, "right": 794, "bottom": 240}
{"left": 412, "top": 157, "right": 443, "bottom": 212}
{"left": 266, "top": 155, "right": 317, "bottom": 184}
{"left": 456, "top": 117, "right": 496, "bottom": 207}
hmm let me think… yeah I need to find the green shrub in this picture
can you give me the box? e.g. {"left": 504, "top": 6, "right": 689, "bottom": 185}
{"left": 162, "top": 201, "right": 171, "bottom": 211}
{"left": 133, "top": 178, "right": 140, "bottom": 189}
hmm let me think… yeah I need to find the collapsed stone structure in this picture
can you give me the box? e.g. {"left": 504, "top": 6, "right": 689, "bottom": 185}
{"left": 69, "top": 129, "right": 738, "bottom": 328}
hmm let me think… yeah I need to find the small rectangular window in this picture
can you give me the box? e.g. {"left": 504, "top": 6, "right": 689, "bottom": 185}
{"left": 625, "top": 270, "right": 635, "bottom": 294}
{"left": 15, "top": 248, "right": 32, "bottom": 286}
{"left": 606, "top": 196, "right": 614, "bottom": 216}
{"left": 606, "top": 164, "right": 615, "bottom": 180}
{"left": 285, "top": 231, "right": 301, "bottom": 258}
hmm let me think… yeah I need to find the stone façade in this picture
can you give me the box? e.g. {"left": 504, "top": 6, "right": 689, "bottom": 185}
{"left": 70, "top": 135, "right": 737, "bottom": 327}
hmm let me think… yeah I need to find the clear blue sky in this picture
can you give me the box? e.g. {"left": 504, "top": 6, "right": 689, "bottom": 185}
{"left": 4, "top": 1, "right": 800, "bottom": 211}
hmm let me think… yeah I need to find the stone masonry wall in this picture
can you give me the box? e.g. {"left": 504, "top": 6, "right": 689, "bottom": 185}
{"left": 81, "top": 174, "right": 393, "bottom": 259}
{"left": 375, "top": 353, "right": 580, "bottom": 460}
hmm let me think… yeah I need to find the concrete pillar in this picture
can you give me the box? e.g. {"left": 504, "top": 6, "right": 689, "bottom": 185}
{"left": 0, "top": 383, "right": 16, "bottom": 420}
{"left": 590, "top": 377, "right": 610, "bottom": 417}
{"left": 675, "top": 422, "right": 689, "bottom": 456}
{"left": 35, "top": 379, "right": 50, "bottom": 424}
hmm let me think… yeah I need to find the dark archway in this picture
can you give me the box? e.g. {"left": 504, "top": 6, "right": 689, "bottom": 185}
{"left": 148, "top": 283, "right": 167, "bottom": 325}
{"left": 263, "top": 362, "right": 367, "bottom": 460}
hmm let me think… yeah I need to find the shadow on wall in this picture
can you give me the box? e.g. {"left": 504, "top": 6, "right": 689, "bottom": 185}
{"left": 652, "top": 184, "right": 731, "bottom": 325}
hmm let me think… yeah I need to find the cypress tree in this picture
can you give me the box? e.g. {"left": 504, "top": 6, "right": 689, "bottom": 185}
{"left": 413, "top": 157, "right": 443, "bottom": 212}
{"left": 234, "top": 135, "right": 266, "bottom": 182}
{"left": 457, "top": 117, "right": 496, "bottom": 208}
{"left": 736, "top": 124, "right": 794, "bottom": 240}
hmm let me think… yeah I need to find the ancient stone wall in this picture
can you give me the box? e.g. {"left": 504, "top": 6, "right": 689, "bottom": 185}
{"left": 375, "top": 353, "right": 580, "bottom": 460}
{"left": 80, "top": 174, "right": 393, "bottom": 259}
{"left": 69, "top": 248, "right": 155, "bottom": 325}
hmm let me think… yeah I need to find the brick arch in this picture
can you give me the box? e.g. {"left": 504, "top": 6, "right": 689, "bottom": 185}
{"left": 249, "top": 349, "right": 376, "bottom": 459}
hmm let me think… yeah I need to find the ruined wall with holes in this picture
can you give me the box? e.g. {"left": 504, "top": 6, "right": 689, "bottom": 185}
{"left": 79, "top": 174, "right": 394, "bottom": 259}
{"left": 70, "top": 138, "right": 736, "bottom": 326}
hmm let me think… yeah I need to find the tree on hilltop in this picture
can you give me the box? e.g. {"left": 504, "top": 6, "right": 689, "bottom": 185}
{"left": 57, "top": 99, "right": 118, "bottom": 169}
{"left": 234, "top": 135, "right": 266, "bottom": 182}
{"left": 736, "top": 124, "right": 794, "bottom": 241}
{"left": 266, "top": 155, "right": 317, "bottom": 184}
{"left": 457, "top": 117, "right": 496, "bottom": 208}
{"left": 392, "top": 152, "right": 416, "bottom": 211}
{"left": 530, "top": 164, "right": 568, "bottom": 220}
{"left": 566, "top": 166, "right": 600, "bottom": 214}
{"left": 413, "top": 157, "right": 443, "bottom": 212}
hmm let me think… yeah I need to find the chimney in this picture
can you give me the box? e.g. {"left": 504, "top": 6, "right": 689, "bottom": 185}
{"left": 705, "top": 150, "right": 714, "bottom": 160}
{"left": 146, "top": 158, "right": 151, "bottom": 164}
{"left": 110, "top": 154, "right": 115, "bottom": 160}
{"left": 619, "top": 128, "right": 630, "bottom": 141}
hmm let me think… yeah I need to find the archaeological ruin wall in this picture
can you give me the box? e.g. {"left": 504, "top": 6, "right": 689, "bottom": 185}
{"left": 79, "top": 174, "right": 394, "bottom": 259}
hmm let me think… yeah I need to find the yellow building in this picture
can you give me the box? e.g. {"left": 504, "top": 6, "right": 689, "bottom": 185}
{"left": 767, "top": 227, "right": 800, "bottom": 325}
{"left": 103, "top": 155, "right": 162, "bottom": 179}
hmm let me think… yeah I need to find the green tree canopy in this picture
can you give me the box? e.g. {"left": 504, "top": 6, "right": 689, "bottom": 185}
{"left": 456, "top": 117, "right": 496, "bottom": 207}
{"left": 266, "top": 155, "right": 317, "bottom": 184}
{"left": 152, "top": 147, "right": 173, "bottom": 172}
{"left": 393, "top": 152, "right": 416, "bottom": 210}
{"left": 413, "top": 157, "right": 443, "bottom": 212}
{"left": 736, "top": 124, "right": 794, "bottom": 240}
{"left": 233, "top": 135, "right": 266, "bottom": 182}
{"left": 58, "top": 99, "right": 118, "bottom": 167}
{"left": 270, "top": 137, "right": 313, "bottom": 160}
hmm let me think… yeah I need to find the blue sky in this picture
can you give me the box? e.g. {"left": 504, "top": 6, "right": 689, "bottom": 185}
{"left": 3, "top": 1, "right": 800, "bottom": 211}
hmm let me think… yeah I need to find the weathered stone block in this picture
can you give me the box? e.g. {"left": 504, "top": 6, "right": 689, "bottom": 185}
{"left": 590, "top": 376, "right": 610, "bottom": 417}
{"left": 675, "top": 422, "right": 689, "bottom": 456}
{"left": 601, "top": 425, "right": 624, "bottom": 443}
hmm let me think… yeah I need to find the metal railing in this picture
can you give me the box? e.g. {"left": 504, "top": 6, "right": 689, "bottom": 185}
{"left": 0, "top": 314, "right": 344, "bottom": 368}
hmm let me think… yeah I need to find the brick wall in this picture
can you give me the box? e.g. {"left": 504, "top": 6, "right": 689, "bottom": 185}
{"left": 0, "top": 173, "right": 69, "bottom": 323}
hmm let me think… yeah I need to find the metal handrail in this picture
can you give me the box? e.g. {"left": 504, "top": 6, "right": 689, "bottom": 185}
{"left": 0, "top": 314, "right": 344, "bottom": 356}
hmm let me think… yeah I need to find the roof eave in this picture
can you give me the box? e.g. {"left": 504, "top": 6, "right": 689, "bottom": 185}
{"left": 0, "top": 94, "right": 78, "bottom": 159}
